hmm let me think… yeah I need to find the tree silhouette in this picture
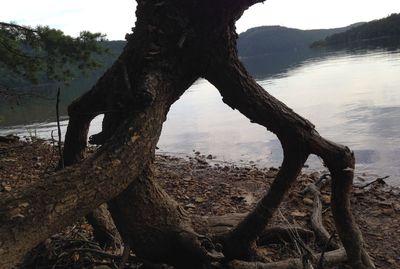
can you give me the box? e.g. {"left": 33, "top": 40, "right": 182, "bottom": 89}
{"left": 0, "top": 1, "right": 375, "bottom": 268}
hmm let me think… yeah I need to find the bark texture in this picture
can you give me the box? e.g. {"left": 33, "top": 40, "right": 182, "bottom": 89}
{"left": 0, "top": 0, "right": 374, "bottom": 268}
{"left": 85, "top": 204, "right": 122, "bottom": 249}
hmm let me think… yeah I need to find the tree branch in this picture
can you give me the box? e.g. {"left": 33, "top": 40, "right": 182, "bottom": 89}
{"left": 0, "top": 22, "right": 38, "bottom": 34}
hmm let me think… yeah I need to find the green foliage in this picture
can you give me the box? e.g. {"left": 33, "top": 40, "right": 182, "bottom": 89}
{"left": 0, "top": 22, "right": 108, "bottom": 85}
{"left": 311, "top": 13, "right": 400, "bottom": 47}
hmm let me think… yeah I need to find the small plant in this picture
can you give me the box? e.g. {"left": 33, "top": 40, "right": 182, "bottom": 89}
{"left": 26, "top": 128, "right": 38, "bottom": 140}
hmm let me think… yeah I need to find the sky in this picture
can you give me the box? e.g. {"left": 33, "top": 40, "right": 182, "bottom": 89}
{"left": 1, "top": 0, "right": 400, "bottom": 40}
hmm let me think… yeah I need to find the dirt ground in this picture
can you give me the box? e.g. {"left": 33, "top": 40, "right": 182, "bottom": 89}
{"left": 1, "top": 138, "right": 399, "bottom": 268}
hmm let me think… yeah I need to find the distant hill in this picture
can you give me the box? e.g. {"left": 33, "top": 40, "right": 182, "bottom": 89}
{"left": 237, "top": 24, "right": 360, "bottom": 57}
{"left": 311, "top": 13, "right": 400, "bottom": 47}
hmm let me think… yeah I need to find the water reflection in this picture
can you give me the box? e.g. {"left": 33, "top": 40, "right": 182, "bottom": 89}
{"left": 1, "top": 48, "right": 400, "bottom": 186}
{"left": 159, "top": 49, "right": 400, "bottom": 186}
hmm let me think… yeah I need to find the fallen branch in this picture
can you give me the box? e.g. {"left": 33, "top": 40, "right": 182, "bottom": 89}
{"left": 228, "top": 248, "right": 347, "bottom": 269}
{"left": 360, "top": 176, "right": 389, "bottom": 189}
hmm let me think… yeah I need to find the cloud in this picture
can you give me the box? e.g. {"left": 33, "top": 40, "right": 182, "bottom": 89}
{"left": 2, "top": 0, "right": 400, "bottom": 39}
{"left": 1, "top": 0, "right": 136, "bottom": 40}
{"left": 236, "top": 0, "right": 400, "bottom": 32}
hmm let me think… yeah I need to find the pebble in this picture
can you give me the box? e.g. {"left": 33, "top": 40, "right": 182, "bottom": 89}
{"left": 387, "top": 258, "right": 396, "bottom": 264}
{"left": 291, "top": 210, "right": 308, "bottom": 218}
{"left": 222, "top": 166, "right": 230, "bottom": 171}
{"left": 321, "top": 195, "right": 331, "bottom": 204}
{"left": 184, "top": 203, "right": 196, "bottom": 209}
{"left": 382, "top": 208, "right": 394, "bottom": 216}
{"left": 303, "top": 198, "right": 314, "bottom": 206}
{"left": 195, "top": 197, "right": 205, "bottom": 203}
{"left": 3, "top": 185, "right": 12, "bottom": 192}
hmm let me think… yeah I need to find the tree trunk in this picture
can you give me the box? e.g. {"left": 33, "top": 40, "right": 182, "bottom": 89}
{"left": 0, "top": 1, "right": 375, "bottom": 268}
{"left": 108, "top": 166, "right": 220, "bottom": 268}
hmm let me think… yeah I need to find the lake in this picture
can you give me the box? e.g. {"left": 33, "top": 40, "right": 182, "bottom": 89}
{"left": 1, "top": 48, "right": 400, "bottom": 186}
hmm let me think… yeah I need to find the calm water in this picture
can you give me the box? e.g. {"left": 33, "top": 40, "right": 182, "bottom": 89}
{"left": 1, "top": 49, "right": 400, "bottom": 186}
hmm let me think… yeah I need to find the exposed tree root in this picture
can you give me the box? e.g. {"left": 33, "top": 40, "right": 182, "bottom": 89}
{"left": 305, "top": 182, "right": 340, "bottom": 250}
{"left": 200, "top": 213, "right": 314, "bottom": 246}
{"left": 108, "top": 166, "right": 224, "bottom": 268}
{"left": 85, "top": 204, "right": 122, "bottom": 249}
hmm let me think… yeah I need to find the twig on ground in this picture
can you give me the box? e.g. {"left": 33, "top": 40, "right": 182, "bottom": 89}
{"left": 360, "top": 176, "right": 389, "bottom": 189}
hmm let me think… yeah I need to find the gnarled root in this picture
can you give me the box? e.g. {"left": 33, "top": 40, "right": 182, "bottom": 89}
{"left": 303, "top": 180, "right": 340, "bottom": 250}
{"left": 86, "top": 204, "right": 122, "bottom": 249}
{"left": 108, "top": 166, "right": 223, "bottom": 268}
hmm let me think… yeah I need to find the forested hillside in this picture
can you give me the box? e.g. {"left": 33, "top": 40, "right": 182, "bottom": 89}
{"left": 311, "top": 13, "right": 400, "bottom": 47}
{"left": 237, "top": 25, "right": 358, "bottom": 57}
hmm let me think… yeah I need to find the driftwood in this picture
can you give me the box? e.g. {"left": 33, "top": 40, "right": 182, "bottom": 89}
{"left": 229, "top": 248, "right": 347, "bottom": 269}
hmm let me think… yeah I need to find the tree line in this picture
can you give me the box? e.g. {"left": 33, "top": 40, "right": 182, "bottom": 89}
{"left": 311, "top": 13, "right": 400, "bottom": 47}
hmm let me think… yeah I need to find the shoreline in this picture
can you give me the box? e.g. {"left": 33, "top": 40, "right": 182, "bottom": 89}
{"left": 1, "top": 133, "right": 398, "bottom": 189}
{"left": 2, "top": 117, "right": 399, "bottom": 188}
{"left": 1, "top": 138, "right": 399, "bottom": 268}
{"left": 156, "top": 148, "right": 399, "bottom": 190}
